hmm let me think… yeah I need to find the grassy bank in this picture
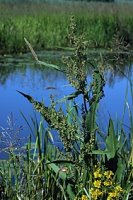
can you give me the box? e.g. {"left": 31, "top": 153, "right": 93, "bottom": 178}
{"left": 0, "top": 2, "right": 133, "bottom": 54}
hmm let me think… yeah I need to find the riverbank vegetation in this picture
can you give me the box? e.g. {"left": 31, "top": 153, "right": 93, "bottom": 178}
{"left": 0, "top": 16, "right": 132, "bottom": 199}
{"left": 0, "top": 2, "right": 133, "bottom": 54}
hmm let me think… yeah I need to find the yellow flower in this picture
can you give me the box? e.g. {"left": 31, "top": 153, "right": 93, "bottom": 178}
{"left": 103, "top": 180, "right": 112, "bottom": 186}
{"left": 104, "top": 170, "right": 114, "bottom": 179}
{"left": 106, "top": 185, "right": 123, "bottom": 200}
{"left": 108, "top": 191, "right": 117, "bottom": 198}
{"left": 81, "top": 195, "right": 88, "bottom": 200}
{"left": 94, "top": 169, "right": 102, "bottom": 179}
{"left": 107, "top": 196, "right": 113, "bottom": 200}
{"left": 93, "top": 180, "right": 101, "bottom": 188}
{"left": 107, "top": 197, "right": 111, "bottom": 200}
{"left": 90, "top": 188, "right": 102, "bottom": 200}
{"left": 115, "top": 185, "right": 123, "bottom": 193}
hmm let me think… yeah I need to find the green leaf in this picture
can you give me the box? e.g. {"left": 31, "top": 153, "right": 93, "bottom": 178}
{"left": 47, "top": 160, "right": 74, "bottom": 164}
{"left": 38, "top": 60, "right": 62, "bottom": 71}
{"left": 85, "top": 103, "right": 97, "bottom": 134}
{"left": 24, "top": 37, "right": 62, "bottom": 72}
{"left": 115, "top": 157, "right": 125, "bottom": 182}
{"left": 48, "top": 163, "right": 66, "bottom": 181}
{"left": 91, "top": 150, "right": 110, "bottom": 155}
{"left": 105, "top": 119, "right": 118, "bottom": 160}
{"left": 67, "top": 184, "right": 75, "bottom": 200}
{"left": 65, "top": 91, "right": 81, "bottom": 100}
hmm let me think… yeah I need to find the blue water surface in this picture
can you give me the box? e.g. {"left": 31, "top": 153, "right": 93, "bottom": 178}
{"left": 0, "top": 51, "right": 133, "bottom": 158}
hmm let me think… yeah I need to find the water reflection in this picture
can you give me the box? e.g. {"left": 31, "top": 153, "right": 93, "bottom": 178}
{"left": 99, "top": 51, "right": 132, "bottom": 84}
{"left": 0, "top": 51, "right": 133, "bottom": 87}
{"left": 0, "top": 51, "right": 133, "bottom": 154}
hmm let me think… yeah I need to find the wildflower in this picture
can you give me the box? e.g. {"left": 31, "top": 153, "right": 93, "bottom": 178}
{"left": 94, "top": 169, "right": 102, "bottom": 179}
{"left": 93, "top": 180, "right": 101, "bottom": 188}
{"left": 115, "top": 185, "right": 123, "bottom": 193}
{"left": 107, "top": 185, "right": 123, "bottom": 199}
{"left": 107, "top": 195, "right": 114, "bottom": 200}
{"left": 107, "top": 191, "right": 117, "bottom": 199}
{"left": 103, "top": 180, "right": 112, "bottom": 186}
{"left": 81, "top": 195, "right": 88, "bottom": 200}
{"left": 104, "top": 170, "right": 114, "bottom": 179}
{"left": 90, "top": 188, "right": 102, "bottom": 200}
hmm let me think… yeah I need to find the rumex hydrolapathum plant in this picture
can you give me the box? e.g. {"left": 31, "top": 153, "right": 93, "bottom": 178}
{"left": 21, "top": 16, "right": 105, "bottom": 166}
{"left": 17, "top": 16, "right": 106, "bottom": 198}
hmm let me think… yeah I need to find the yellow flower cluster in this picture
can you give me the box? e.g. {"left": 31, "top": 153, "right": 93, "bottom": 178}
{"left": 81, "top": 195, "right": 88, "bottom": 200}
{"left": 103, "top": 180, "right": 112, "bottom": 186}
{"left": 90, "top": 188, "right": 103, "bottom": 200}
{"left": 107, "top": 185, "right": 123, "bottom": 200}
{"left": 93, "top": 180, "right": 101, "bottom": 188}
{"left": 90, "top": 167, "right": 123, "bottom": 200}
{"left": 94, "top": 169, "right": 102, "bottom": 179}
{"left": 90, "top": 169, "right": 103, "bottom": 200}
{"left": 104, "top": 170, "right": 114, "bottom": 179}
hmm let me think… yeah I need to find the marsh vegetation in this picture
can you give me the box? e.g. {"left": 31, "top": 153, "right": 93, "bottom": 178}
{"left": 0, "top": 2, "right": 133, "bottom": 54}
{"left": 0, "top": 15, "right": 133, "bottom": 199}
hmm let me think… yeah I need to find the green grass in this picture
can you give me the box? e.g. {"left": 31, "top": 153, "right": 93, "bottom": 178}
{"left": 0, "top": 2, "right": 133, "bottom": 54}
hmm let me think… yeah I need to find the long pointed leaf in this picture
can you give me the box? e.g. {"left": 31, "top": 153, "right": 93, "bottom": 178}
{"left": 105, "top": 119, "right": 118, "bottom": 159}
{"left": 24, "top": 37, "right": 63, "bottom": 72}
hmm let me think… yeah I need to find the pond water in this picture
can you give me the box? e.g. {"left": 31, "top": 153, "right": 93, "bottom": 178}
{"left": 0, "top": 50, "right": 133, "bottom": 158}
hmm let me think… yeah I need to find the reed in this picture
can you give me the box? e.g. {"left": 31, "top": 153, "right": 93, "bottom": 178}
{"left": 0, "top": 2, "right": 133, "bottom": 54}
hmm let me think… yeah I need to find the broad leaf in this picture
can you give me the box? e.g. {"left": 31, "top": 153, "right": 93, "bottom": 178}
{"left": 48, "top": 163, "right": 66, "bottom": 181}
{"left": 105, "top": 119, "right": 118, "bottom": 159}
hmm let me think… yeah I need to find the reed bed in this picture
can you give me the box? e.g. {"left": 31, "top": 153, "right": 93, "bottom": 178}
{"left": 0, "top": 2, "right": 133, "bottom": 54}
